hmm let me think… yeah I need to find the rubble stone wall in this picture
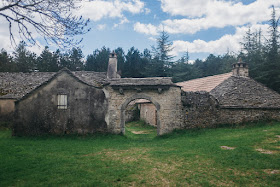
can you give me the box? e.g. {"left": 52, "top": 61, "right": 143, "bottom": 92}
{"left": 218, "top": 108, "right": 280, "bottom": 124}
{"left": 182, "top": 91, "right": 280, "bottom": 129}
{"left": 181, "top": 91, "right": 219, "bottom": 128}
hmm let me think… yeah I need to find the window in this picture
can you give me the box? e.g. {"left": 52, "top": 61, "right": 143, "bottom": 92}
{"left": 58, "top": 94, "right": 67, "bottom": 109}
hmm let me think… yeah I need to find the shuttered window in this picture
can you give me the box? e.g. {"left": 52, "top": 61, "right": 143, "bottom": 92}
{"left": 58, "top": 94, "right": 67, "bottom": 109}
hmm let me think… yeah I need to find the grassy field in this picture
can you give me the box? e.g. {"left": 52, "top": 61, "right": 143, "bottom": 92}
{"left": 0, "top": 121, "right": 279, "bottom": 186}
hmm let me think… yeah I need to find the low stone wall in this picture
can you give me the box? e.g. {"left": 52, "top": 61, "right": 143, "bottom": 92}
{"left": 181, "top": 91, "right": 280, "bottom": 129}
{"left": 218, "top": 108, "right": 280, "bottom": 124}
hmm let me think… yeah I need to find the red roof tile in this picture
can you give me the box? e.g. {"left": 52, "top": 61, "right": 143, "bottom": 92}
{"left": 176, "top": 72, "right": 232, "bottom": 92}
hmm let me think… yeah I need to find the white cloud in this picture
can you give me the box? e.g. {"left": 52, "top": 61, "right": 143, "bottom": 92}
{"left": 0, "top": 16, "right": 44, "bottom": 55}
{"left": 148, "top": 37, "right": 157, "bottom": 42}
{"left": 144, "top": 8, "right": 151, "bottom": 14}
{"left": 113, "top": 17, "right": 130, "bottom": 28}
{"left": 27, "top": 43, "right": 44, "bottom": 55}
{"left": 161, "top": 0, "right": 211, "bottom": 17}
{"left": 97, "top": 24, "right": 107, "bottom": 30}
{"left": 171, "top": 24, "right": 270, "bottom": 56}
{"left": 78, "top": 0, "right": 145, "bottom": 21}
{"left": 134, "top": 22, "right": 159, "bottom": 35}
{"left": 135, "top": 0, "right": 280, "bottom": 35}
{"left": 161, "top": 0, "right": 280, "bottom": 18}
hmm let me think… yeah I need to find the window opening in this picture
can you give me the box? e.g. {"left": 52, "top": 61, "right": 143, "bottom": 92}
{"left": 58, "top": 94, "right": 67, "bottom": 109}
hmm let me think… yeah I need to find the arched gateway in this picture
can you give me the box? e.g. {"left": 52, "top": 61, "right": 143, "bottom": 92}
{"left": 120, "top": 94, "right": 161, "bottom": 134}
{"left": 105, "top": 77, "right": 183, "bottom": 135}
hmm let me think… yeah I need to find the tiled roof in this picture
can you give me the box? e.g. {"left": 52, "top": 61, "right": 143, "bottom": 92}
{"left": 176, "top": 72, "right": 232, "bottom": 92}
{"left": 0, "top": 70, "right": 107, "bottom": 99}
{"left": 72, "top": 71, "right": 108, "bottom": 85}
{"left": 210, "top": 76, "right": 280, "bottom": 108}
{"left": 0, "top": 71, "right": 176, "bottom": 99}
{"left": 109, "top": 77, "right": 176, "bottom": 87}
{"left": 0, "top": 72, "right": 56, "bottom": 99}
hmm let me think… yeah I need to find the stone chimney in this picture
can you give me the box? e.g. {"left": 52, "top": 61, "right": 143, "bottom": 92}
{"left": 107, "top": 51, "right": 119, "bottom": 79}
{"left": 232, "top": 58, "right": 249, "bottom": 77}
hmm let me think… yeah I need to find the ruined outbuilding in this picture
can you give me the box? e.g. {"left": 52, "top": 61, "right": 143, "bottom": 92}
{"left": 177, "top": 60, "right": 280, "bottom": 128}
{"left": 0, "top": 55, "right": 280, "bottom": 136}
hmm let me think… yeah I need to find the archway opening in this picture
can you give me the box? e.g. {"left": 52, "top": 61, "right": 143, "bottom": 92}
{"left": 125, "top": 99, "right": 158, "bottom": 138}
{"left": 121, "top": 95, "right": 160, "bottom": 138}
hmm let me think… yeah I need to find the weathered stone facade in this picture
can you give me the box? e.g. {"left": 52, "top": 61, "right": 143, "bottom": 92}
{"left": 9, "top": 65, "right": 182, "bottom": 135}
{"left": 0, "top": 99, "right": 15, "bottom": 120}
{"left": 14, "top": 70, "right": 108, "bottom": 136}
{"left": 1, "top": 55, "right": 280, "bottom": 136}
{"left": 104, "top": 85, "right": 182, "bottom": 135}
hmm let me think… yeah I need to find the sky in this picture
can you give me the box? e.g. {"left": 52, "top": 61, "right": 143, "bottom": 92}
{"left": 1, "top": 0, "right": 280, "bottom": 61}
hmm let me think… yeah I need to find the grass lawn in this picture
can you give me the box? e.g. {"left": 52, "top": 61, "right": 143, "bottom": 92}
{"left": 0, "top": 121, "right": 279, "bottom": 186}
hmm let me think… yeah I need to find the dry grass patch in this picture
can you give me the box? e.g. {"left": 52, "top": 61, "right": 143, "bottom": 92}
{"left": 254, "top": 132, "right": 280, "bottom": 154}
{"left": 263, "top": 169, "right": 280, "bottom": 175}
{"left": 83, "top": 148, "right": 151, "bottom": 163}
{"left": 131, "top": 130, "right": 152, "bottom": 134}
{"left": 255, "top": 148, "right": 277, "bottom": 154}
{"left": 220, "top": 146, "right": 236, "bottom": 150}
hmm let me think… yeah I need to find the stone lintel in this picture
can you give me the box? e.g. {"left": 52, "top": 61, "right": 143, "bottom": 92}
{"left": 111, "top": 85, "right": 170, "bottom": 91}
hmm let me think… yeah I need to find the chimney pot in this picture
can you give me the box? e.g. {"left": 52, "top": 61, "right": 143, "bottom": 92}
{"left": 232, "top": 58, "right": 249, "bottom": 77}
{"left": 107, "top": 51, "right": 120, "bottom": 79}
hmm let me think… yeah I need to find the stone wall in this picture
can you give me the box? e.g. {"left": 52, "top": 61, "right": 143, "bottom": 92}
{"left": 14, "top": 71, "right": 108, "bottom": 136}
{"left": 0, "top": 99, "right": 15, "bottom": 121}
{"left": 218, "top": 108, "right": 280, "bottom": 124}
{"left": 181, "top": 91, "right": 280, "bottom": 129}
{"left": 181, "top": 91, "right": 219, "bottom": 128}
{"left": 139, "top": 103, "right": 157, "bottom": 127}
{"left": 105, "top": 86, "right": 182, "bottom": 135}
{"left": 125, "top": 104, "right": 139, "bottom": 122}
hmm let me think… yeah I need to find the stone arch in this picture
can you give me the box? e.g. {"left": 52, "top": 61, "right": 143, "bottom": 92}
{"left": 120, "top": 93, "right": 161, "bottom": 135}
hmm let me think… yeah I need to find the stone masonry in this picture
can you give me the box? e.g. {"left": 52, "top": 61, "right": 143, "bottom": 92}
{"left": 104, "top": 85, "right": 182, "bottom": 135}
{"left": 1, "top": 53, "right": 280, "bottom": 136}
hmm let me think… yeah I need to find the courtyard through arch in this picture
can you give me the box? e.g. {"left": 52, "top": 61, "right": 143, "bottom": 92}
{"left": 120, "top": 94, "right": 161, "bottom": 135}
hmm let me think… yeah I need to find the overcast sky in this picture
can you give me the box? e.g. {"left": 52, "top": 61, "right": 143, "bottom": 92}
{"left": 1, "top": 0, "right": 280, "bottom": 61}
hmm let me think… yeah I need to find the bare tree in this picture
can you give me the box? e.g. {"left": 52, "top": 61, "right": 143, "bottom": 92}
{"left": 0, "top": 0, "right": 90, "bottom": 48}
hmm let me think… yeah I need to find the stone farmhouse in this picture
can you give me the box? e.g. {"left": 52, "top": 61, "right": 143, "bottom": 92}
{"left": 0, "top": 53, "right": 280, "bottom": 136}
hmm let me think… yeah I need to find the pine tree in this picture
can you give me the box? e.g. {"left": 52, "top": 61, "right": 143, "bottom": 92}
{"left": 146, "top": 30, "right": 174, "bottom": 77}
{"left": 37, "top": 46, "right": 59, "bottom": 72}
{"left": 259, "top": 6, "right": 280, "bottom": 93}
{"left": 124, "top": 47, "right": 142, "bottom": 77}
{"left": 0, "top": 49, "right": 16, "bottom": 72}
{"left": 13, "top": 41, "right": 36, "bottom": 72}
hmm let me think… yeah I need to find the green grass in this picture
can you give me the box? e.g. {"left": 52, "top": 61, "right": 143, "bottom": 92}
{"left": 0, "top": 121, "right": 279, "bottom": 186}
